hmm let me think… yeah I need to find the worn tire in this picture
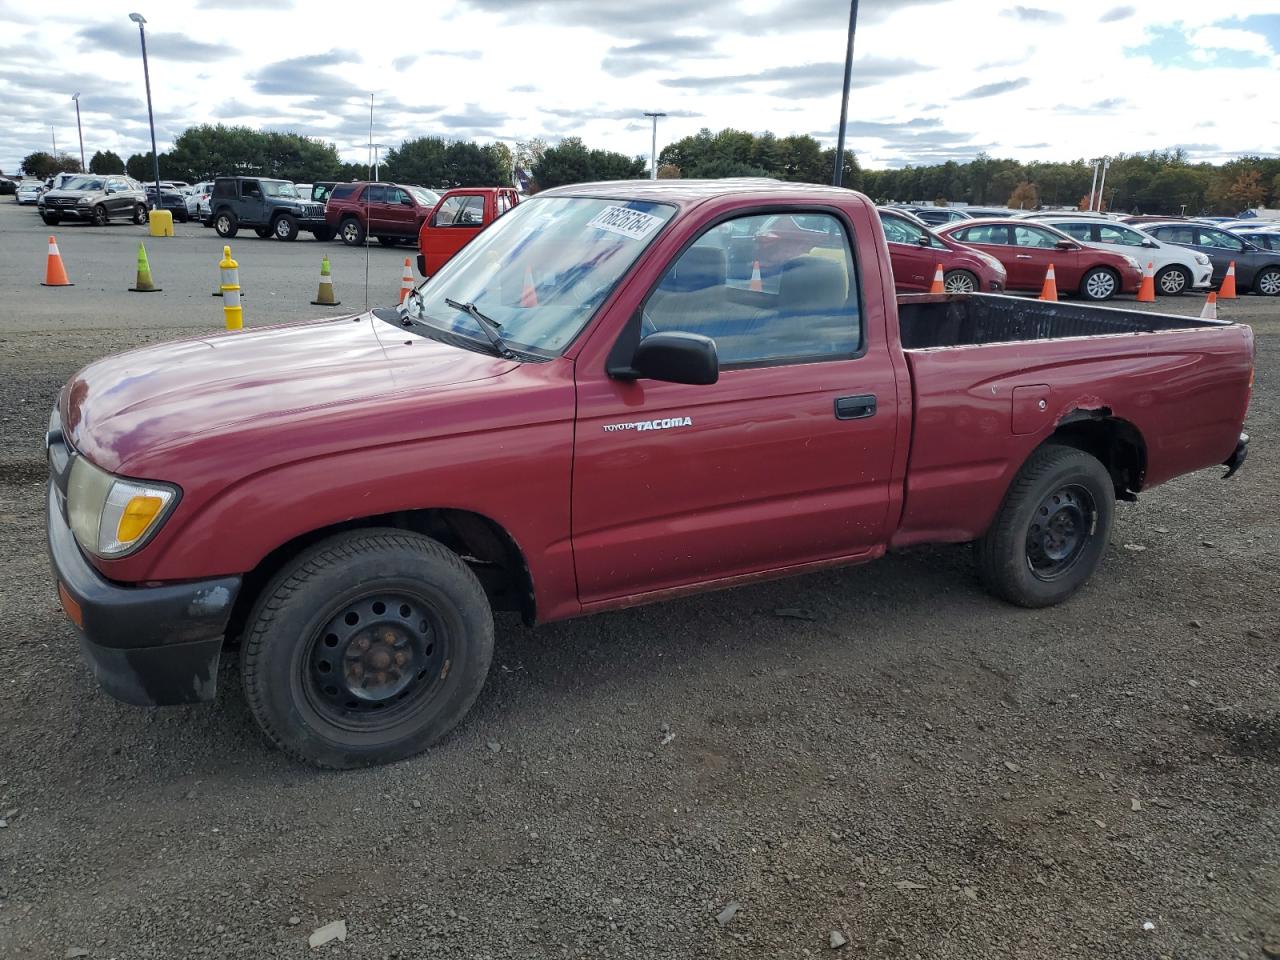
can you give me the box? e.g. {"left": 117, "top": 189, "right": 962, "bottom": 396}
{"left": 273, "top": 213, "right": 299, "bottom": 241}
{"left": 974, "top": 444, "right": 1115, "bottom": 608}
{"left": 339, "top": 216, "right": 366, "bottom": 246}
{"left": 240, "top": 529, "right": 494, "bottom": 769}
{"left": 214, "top": 209, "right": 239, "bottom": 238}
{"left": 1155, "top": 264, "right": 1190, "bottom": 296}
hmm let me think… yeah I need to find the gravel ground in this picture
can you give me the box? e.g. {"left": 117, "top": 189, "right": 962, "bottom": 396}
{"left": 1, "top": 198, "right": 1278, "bottom": 960}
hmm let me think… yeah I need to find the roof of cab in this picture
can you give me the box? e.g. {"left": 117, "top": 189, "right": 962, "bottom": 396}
{"left": 537, "top": 178, "right": 863, "bottom": 207}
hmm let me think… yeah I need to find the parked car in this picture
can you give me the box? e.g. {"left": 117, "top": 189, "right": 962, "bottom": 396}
{"left": 1033, "top": 214, "right": 1212, "bottom": 295}
{"left": 208, "top": 176, "right": 331, "bottom": 241}
{"left": 878, "top": 207, "right": 1006, "bottom": 292}
{"left": 911, "top": 207, "right": 973, "bottom": 226}
{"left": 16, "top": 180, "right": 44, "bottom": 204}
{"left": 1234, "top": 227, "right": 1280, "bottom": 252}
{"left": 1141, "top": 221, "right": 1280, "bottom": 296}
{"left": 324, "top": 181, "right": 442, "bottom": 246}
{"left": 186, "top": 180, "right": 215, "bottom": 224}
{"left": 145, "top": 184, "right": 191, "bottom": 222}
{"left": 47, "top": 180, "right": 1253, "bottom": 767}
{"left": 937, "top": 218, "right": 1142, "bottom": 300}
{"left": 37, "top": 175, "right": 148, "bottom": 226}
{"left": 416, "top": 186, "right": 520, "bottom": 276}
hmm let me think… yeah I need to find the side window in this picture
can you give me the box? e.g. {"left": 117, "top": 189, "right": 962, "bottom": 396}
{"left": 953, "top": 224, "right": 1010, "bottom": 245}
{"left": 642, "top": 211, "right": 860, "bottom": 367}
{"left": 1055, "top": 222, "right": 1095, "bottom": 242}
{"left": 432, "top": 195, "right": 466, "bottom": 226}
{"left": 1099, "top": 224, "right": 1144, "bottom": 246}
{"left": 496, "top": 192, "right": 512, "bottom": 216}
{"left": 330, "top": 184, "right": 356, "bottom": 201}
{"left": 881, "top": 213, "right": 926, "bottom": 246}
{"left": 1013, "top": 226, "right": 1058, "bottom": 248}
{"left": 240, "top": 180, "right": 260, "bottom": 198}
{"left": 1152, "top": 225, "right": 1195, "bottom": 244}
{"left": 458, "top": 195, "right": 485, "bottom": 224}
{"left": 363, "top": 185, "right": 388, "bottom": 204}
{"left": 1198, "top": 229, "right": 1244, "bottom": 252}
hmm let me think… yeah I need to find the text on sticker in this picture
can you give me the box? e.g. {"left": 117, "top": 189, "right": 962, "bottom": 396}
{"left": 588, "top": 206, "right": 664, "bottom": 241}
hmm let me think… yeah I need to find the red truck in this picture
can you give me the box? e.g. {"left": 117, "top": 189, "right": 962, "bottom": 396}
{"left": 47, "top": 180, "right": 1253, "bottom": 768}
{"left": 416, "top": 186, "right": 519, "bottom": 277}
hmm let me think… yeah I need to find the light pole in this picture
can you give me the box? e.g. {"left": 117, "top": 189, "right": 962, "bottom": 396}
{"left": 1088, "top": 158, "right": 1100, "bottom": 211}
{"left": 129, "top": 12, "right": 162, "bottom": 209}
{"left": 832, "top": 0, "right": 859, "bottom": 187}
{"left": 1097, "top": 157, "right": 1111, "bottom": 213}
{"left": 370, "top": 143, "right": 387, "bottom": 180}
{"left": 643, "top": 111, "right": 665, "bottom": 180}
{"left": 72, "top": 94, "right": 85, "bottom": 172}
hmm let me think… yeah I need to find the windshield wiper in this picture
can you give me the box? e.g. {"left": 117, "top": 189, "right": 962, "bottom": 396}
{"left": 444, "top": 298, "right": 517, "bottom": 359}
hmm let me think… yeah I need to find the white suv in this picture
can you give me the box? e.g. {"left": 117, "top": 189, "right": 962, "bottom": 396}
{"left": 1033, "top": 215, "right": 1212, "bottom": 295}
{"left": 186, "top": 181, "right": 215, "bottom": 225}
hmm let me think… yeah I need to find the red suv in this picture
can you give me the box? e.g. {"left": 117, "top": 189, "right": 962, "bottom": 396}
{"left": 877, "top": 208, "right": 1006, "bottom": 293}
{"left": 938, "top": 219, "right": 1142, "bottom": 300}
{"left": 325, "top": 182, "right": 442, "bottom": 246}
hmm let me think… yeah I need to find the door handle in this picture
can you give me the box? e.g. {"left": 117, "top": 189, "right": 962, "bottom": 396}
{"left": 1015, "top": 254, "right": 1033, "bottom": 259}
{"left": 835, "top": 394, "right": 877, "bottom": 420}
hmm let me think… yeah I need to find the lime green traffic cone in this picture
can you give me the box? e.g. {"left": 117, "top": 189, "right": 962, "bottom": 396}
{"left": 310, "top": 256, "right": 340, "bottom": 306}
{"left": 129, "top": 241, "right": 161, "bottom": 293}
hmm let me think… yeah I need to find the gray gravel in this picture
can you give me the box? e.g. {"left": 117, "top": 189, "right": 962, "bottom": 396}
{"left": 1, "top": 197, "right": 1278, "bottom": 959}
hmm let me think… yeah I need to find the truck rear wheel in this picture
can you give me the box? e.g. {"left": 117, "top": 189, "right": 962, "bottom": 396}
{"left": 240, "top": 530, "right": 494, "bottom": 768}
{"left": 974, "top": 444, "right": 1114, "bottom": 608}
{"left": 339, "top": 217, "right": 365, "bottom": 246}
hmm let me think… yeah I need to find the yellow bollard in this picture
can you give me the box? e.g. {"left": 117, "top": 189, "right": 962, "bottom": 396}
{"left": 148, "top": 208, "right": 174, "bottom": 237}
{"left": 219, "top": 245, "right": 243, "bottom": 331}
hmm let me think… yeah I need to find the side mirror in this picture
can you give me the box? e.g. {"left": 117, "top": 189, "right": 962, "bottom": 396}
{"left": 401, "top": 196, "right": 414, "bottom": 205}
{"left": 1055, "top": 239, "right": 1075, "bottom": 250}
{"left": 1142, "top": 238, "right": 1158, "bottom": 247}
{"left": 625, "top": 332, "right": 719, "bottom": 385}
{"left": 915, "top": 236, "right": 931, "bottom": 247}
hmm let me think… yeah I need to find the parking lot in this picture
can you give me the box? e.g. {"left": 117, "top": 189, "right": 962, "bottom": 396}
{"left": 1, "top": 195, "right": 1278, "bottom": 959}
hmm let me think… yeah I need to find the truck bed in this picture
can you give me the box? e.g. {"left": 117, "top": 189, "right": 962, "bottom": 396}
{"left": 897, "top": 293, "right": 1223, "bottom": 350}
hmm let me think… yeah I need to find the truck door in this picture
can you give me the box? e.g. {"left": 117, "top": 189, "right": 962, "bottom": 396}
{"left": 571, "top": 209, "right": 900, "bottom": 604}
{"left": 422, "top": 192, "right": 486, "bottom": 273}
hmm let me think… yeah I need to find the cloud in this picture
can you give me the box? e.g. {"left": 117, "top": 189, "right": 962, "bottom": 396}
{"left": 1092, "top": 97, "right": 1126, "bottom": 110}
{"left": 955, "top": 78, "right": 1030, "bottom": 100}
{"left": 253, "top": 49, "right": 365, "bottom": 99}
{"left": 1003, "top": 5, "right": 1064, "bottom": 23}
{"left": 196, "top": 0, "right": 294, "bottom": 6}
{"left": 541, "top": 106, "right": 702, "bottom": 122}
{"left": 602, "top": 35, "right": 719, "bottom": 75}
{"left": 1099, "top": 5, "right": 1135, "bottom": 22}
{"left": 662, "top": 57, "right": 930, "bottom": 99}
{"left": 436, "top": 105, "right": 510, "bottom": 130}
{"left": 76, "top": 22, "right": 231, "bottom": 62}
{"left": 832, "top": 118, "right": 944, "bottom": 138}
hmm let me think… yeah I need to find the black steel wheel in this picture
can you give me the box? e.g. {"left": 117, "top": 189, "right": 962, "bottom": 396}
{"left": 975, "top": 444, "right": 1115, "bottom": 607}
{"left": 241, "top": 529, "right": 494, "bottom": 768}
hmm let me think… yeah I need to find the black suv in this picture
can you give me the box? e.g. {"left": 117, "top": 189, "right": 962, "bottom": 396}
{"left": 209, "top": 176, "right": 331, "bottom": 241}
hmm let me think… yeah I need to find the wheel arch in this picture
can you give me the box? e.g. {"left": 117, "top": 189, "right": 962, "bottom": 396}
{"left": 1044, "top": 409, "right": 1146, "bottom": 500}
{"left": 226, "top": 508, "right": 536, "bottom": 644}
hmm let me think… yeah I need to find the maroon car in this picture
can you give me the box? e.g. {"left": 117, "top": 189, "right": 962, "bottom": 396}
{"left": 938, "top": 218, "right": 1143, "bottom": 300}
{"left": 325, "top": 181, "right": 442, "bottom": 246}
{"left": 877, "top": 207, "right": 1007, "bottom": 293}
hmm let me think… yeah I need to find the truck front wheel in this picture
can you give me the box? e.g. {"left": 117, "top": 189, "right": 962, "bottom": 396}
{"left": 240, "top": 530, "right": 494, "bottom": 768}
{"left": 974, "top": 444, "right": 1115, "bottom": 608}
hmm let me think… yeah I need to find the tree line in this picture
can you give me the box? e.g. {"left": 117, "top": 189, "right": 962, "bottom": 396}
{"left": 17, "top": 123, "right": 1280, "bottom": 216}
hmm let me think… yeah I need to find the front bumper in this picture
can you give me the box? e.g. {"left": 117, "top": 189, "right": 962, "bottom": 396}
{"left": 40, "top": 205, "right": 94, "bottom": 220}
{"left": 47, "top": 483, "right": 241, "bottom": 706}
{"left": 1194, "top": 267, "right": 1213, "bottom": 289}
{"left": 1223, "top": 433, "right": 1249, "bottom": 479}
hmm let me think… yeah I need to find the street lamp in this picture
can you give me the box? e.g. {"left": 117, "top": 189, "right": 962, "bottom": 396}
{"left": 72, "top": 93, "right": 85, "bottom": 173}
{"left": 643, "top": 111, "right": 666, "bottom": 180}
{"left": 832, "top": 0, "right": 859, "bottom": 187}
{"left": 1097, "top": 157, "right": 1112, "bottom": 213}
{"left": 129, "top": 12, "right": 162, "bottom": 209}
{"left": 369, "top": 143, "right": 387, "bottom": 180}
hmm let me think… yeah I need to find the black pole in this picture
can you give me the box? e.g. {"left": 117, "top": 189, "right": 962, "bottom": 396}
{"left": 138, "top": 21, "right": 161, "bottom": 208}
{"left": 832, "top": 0, "right": 858, "bottom": 187}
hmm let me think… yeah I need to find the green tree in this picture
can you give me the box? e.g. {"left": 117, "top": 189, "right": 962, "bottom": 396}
{"left": 126, "top": 152, "right": 157, "bottom": 181}
{"left": 531, "top": 137, "right": 593, "bottom": 190}
{"left": 443, "top": 140, "right": 507, "bottom": 187}
{"left": 21, "top": 152, "right": 57, "bottom": 177}
{"left": 656, "top": 163, "right": 681, "bottom": 179}
{"left": 89, "top": 150, "right": 125, "bottom": 174}
{"left": 385, "top": 137, "right": 450, "bottom": 186}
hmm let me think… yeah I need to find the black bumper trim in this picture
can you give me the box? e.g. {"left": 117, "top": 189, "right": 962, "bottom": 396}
{"left": 1222, "top": 432, "right": 1249, "bottom": 479}
{"left": 47, "top": 483, "right": 242, "bottom": 705}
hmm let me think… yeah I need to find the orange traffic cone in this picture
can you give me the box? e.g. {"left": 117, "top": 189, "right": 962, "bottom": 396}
{"left": 40, "top": 236, "right": 73, "bottom": 287}
{"left": 928, "top": 263, "right": 945, "bottom": 294}
{"left": 1136, "top": 261, "right": 1155, "bottom": 303}
{"left": 1200, "top": 291, "right": 1217, "bottom": 320}
{"left": 398, "top": 258, "right": 413, "bottom": 304}
{"left": 520, "top": 266, "right": 538, "bottom": 307}
{"left": 1218, "top": 261, "right": 1239, "bottom": 299}
{"left": 1039, "top": 264, "right": 1058, "bottom": 302}
{"left": 749, "top": 260, "right": 763, "bottom": 292}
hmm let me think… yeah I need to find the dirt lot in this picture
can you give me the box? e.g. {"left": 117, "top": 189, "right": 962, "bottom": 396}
{"left": 0, "top": 198, "right": 1277, "bottom": 959}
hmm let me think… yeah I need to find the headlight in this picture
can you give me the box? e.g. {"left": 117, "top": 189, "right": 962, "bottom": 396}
{"left": 77, "top": 198, "right": 93, "bottom": 205}
{"left": 1123, "top": 256, "right": 1141, "bottom": 270}
{"left": 68, "top": 456, "right": 179, "bottom": 558}
{"left": 1194, "top": 253, "right": 1211, "bottom": 266}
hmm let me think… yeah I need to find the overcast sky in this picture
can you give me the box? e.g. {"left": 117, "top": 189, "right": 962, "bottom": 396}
{"left": 2, "top": 0, "right": 1279, "bottom": 178}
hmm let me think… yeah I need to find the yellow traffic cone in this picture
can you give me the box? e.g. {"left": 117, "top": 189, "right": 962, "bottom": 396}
{"left": 310, "top": 256, "right": 341, "bottom": 306}
{"left": 128, "top": 241, "right": 161, "bottom": 292}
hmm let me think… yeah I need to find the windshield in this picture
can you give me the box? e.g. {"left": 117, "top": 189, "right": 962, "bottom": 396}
{"left": 68, "top": 177, "right": 102, "bottom": 191}
{"left": 261, "top": 181, "right": 300, "bottom": 199}
{"left": 412, "top": 187, "right": 440, "bottom": 207}
{"left": 403, "top": 196, "right": 675, "bottom": 356}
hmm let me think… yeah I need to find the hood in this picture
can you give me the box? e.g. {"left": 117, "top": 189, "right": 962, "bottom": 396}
{"left": 64, "top": 312, "right": 518, "bottom": 474}
{"left": 43, "top": 187, "right": 106, "bottom": 201}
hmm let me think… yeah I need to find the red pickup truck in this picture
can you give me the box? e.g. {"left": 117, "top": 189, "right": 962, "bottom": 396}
{"left": 416, "top": 186, "right": 519, "bottom": 278}
{"left": 47, "top": 180, "right": 1253, "bottom": 768}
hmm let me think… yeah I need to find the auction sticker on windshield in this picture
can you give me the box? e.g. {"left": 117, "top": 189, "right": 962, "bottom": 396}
{"left": 588, "top": 205, "right": 665, "bottom": 241}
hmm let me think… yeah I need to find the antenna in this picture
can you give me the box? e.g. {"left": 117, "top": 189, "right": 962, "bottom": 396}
{"left": 364, "top": 93, "right": 373, "bottom": 310}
